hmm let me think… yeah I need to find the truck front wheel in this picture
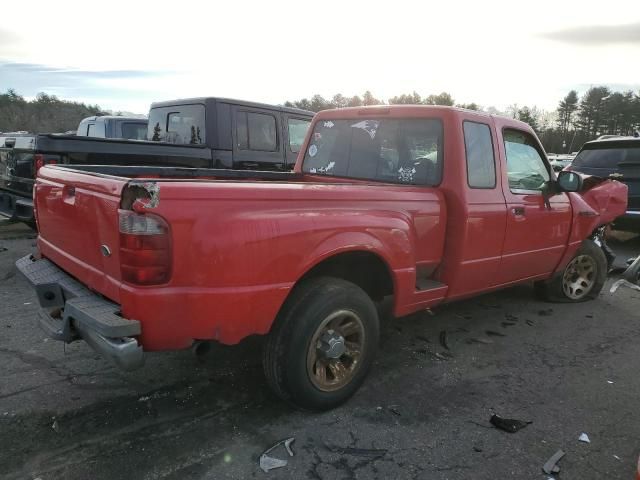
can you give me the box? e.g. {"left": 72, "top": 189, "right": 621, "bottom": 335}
{"left": 535, "top": 239, "right": 607, "bottom": 302}
{"left": 263, "top": 277, "right": 379, "bottom": 411}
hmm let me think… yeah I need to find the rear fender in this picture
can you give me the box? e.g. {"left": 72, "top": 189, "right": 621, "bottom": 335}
{"left": 295, "top": 229, "right": 413, "bottom": 309}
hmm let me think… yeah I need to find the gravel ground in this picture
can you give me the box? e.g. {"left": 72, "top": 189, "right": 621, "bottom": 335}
{"left": 0, "top": 219, "right": 639, "bottom": 480}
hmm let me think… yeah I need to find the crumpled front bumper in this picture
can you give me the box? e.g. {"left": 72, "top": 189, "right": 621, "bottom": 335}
{"left": 15, "top": 254, "right": 144, "bottom": 371}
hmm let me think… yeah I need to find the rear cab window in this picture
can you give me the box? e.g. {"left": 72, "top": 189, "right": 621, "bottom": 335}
{"left": 148, "top": 104, "right": 205, "bottom": 144}
{"left": 302, "top": 117, "right": 443, "bottom": 186}
{"left": 503, "top": 129, "right": 549, "bottom": 192}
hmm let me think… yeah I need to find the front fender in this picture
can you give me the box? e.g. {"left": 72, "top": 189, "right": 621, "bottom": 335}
{"left": 556, "top": 179, "right": 628, "bottom": 273}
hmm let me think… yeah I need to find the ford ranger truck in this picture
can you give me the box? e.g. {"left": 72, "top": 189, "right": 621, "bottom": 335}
{"left": 17, "top": 106, "right": 627, "bottom": 411}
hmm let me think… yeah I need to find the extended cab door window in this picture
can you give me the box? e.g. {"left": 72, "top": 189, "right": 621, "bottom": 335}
{"left": 237, "top": 112, "right": 279, "bottom": 152}
{"left": 463, "top": 121, "right": 496, "bottom": 188}
{"left": 503, "top": 129, "right": 549, "bottom": 192}
{"left": 233, "top": 109, "right": 283, "bottom": 168}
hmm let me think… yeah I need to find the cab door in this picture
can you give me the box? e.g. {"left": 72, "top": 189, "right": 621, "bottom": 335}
{"left": 232, "top": 107, "right": 283, "bottom": 168}
{"left": 497, "top": 127, "right": 572, "bottom": 284}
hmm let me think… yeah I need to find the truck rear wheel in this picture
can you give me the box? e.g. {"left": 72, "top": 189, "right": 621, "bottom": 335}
{"left": 263, "top": 277, "right": 379, "bottom": 411}
{"left": 535, "top": 239, "right": 607, "bottom": 302}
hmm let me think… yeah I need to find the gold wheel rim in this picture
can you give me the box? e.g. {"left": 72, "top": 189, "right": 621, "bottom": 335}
{"left": 306, "top": 310, "right": 365, "bottom": 392}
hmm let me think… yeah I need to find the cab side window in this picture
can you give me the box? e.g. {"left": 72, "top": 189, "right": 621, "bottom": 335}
{"left": 503, "top": 129, "right": 549, "bottom": 192}
{"left": 237, "top": 112, "right": 278, "bottom": 152}
{"left": 464, "top": 121, "right": 496, "bottom": 188}
{"left": 288, "top": 118, "right": 311, "bottom": 153}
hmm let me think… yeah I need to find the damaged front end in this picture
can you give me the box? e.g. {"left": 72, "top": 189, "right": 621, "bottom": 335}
{"left": 568, "top": 176, "right": 628, "bottom": 242}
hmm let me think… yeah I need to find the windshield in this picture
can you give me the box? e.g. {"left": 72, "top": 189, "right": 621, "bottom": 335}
{"left": 573, "top": 146, "right": 640, "bottom": 170}
{"left": 302, "top": 117, "right": 443, "bottom": 185}
{"left": 147, "top": 104, "right": 205, "bottom": 145}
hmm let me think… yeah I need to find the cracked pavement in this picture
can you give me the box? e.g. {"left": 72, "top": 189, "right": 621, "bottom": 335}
{"left": 1, "top": 220, "right": 639, "bottom": 479}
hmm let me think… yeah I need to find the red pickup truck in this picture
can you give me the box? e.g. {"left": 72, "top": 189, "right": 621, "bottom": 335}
{"left": 17, "top": 106, "right": 627, "bottom": 410}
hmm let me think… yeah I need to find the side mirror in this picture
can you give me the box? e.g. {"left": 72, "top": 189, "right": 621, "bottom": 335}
{"left": 556, "top": 171, "right": 582, "bottom": 192}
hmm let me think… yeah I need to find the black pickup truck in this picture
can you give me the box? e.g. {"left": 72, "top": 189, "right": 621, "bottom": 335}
{"left": 0, "top": 97, "right": 314, "bottom": 224}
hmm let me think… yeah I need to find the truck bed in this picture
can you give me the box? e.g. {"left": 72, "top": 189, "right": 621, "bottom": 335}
{"left": 59, "top": 164, "right": 303, "bottom": 181}
{"left": 33, "top": 163, "right": 446, "bottom": 348}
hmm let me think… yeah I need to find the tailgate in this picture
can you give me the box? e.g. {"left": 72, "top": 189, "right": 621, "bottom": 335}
{"left": 0, "top": 137, "right": 36, "bottom": 198}
{"left": 35, "top": 166, "right": 128, "bottom": 303}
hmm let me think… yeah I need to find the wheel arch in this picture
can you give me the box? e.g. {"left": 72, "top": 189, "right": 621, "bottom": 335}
{"left": 295, "top": 248, "right": 396, "bottom": 302}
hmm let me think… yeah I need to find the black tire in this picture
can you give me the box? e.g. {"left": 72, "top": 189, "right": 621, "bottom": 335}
{"left": 534, "top": 239, "right": 607, "bottom": 302}
{"left": 263, "top": 276, "right": 379, "bottom": 411}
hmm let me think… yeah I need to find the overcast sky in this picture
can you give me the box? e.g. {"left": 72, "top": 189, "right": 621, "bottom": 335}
{"left": 1, "top": 0, "right": 639, "bottom": 114}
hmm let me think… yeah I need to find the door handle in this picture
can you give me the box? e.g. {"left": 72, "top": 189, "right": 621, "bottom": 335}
{"left": 512, "top": 207, "right": 525, "bottom": 216}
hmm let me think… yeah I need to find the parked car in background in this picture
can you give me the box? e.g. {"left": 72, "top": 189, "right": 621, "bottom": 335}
{"left": 76, "top": 116, "right": 148, "bottom": 140}
{"left": 17, "top": 105, "right": 627, "bottom": 410}
{"left": 0, "top": 98, "right": 314, "bottom": 224}
{"left": 567, "top": 136, "right": 640, "bottom": 232}
{"left": 548, "top": 153, "right": 576, "bottom": 171}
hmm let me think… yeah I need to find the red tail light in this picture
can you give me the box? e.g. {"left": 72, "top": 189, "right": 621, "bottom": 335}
{"left": 34, "top": 154, "right": 44, "bottom": 174}
{"left": 119, "top": 210, "right": 171, "bottom": 285}
{"left": 34, "top": 154, "right": 58, "bottom": 176}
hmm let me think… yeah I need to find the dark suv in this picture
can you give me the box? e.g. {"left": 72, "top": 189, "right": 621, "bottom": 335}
{"left": 568, "top": 136, "right": 640, "bottom": 232}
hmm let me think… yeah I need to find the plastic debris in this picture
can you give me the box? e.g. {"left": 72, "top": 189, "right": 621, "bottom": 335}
{"left": 490, "top": 414, "right": 531, "bottom": 433}
{"left": 610, "top": 278, "right": 640, "bottom": 293}
{"left": 439, "top": 330, "right": 449, "bottom": 350}
{"left": 51, "top": 419, "right": 59, "bottom": 432}
{"left": 467, "top": 337, "right": 493, "bottom": 345}
{"left": 607, "top": 380, "right": 614, "bottom": 384}
{"left": 485, "top": 330, "right": 506, "bottom": 337}
{"left": 387, "top": 405, "right": 401, "bottom": 416}
{"left": 542, "top": 449, "right": 565, "bottom": 474}
{"left": 578, "top": 433, "right": 590, "bottom": 443}
{"left": 259, "top": 455, "right": 287, "bottom": 472}
{"left": 613, "top": 454, "right": 621, "bottom": 460}
{"left": 332, "top": 447, "right": 387, "bottom": 458}
{"left": 259, "top": 438, "right": 295, "bottom": 473}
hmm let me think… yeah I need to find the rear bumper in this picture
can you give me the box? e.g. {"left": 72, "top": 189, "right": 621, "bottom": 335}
{"left": 15, "top": 254, "right": 144, "bottom": 371}
{"left": 0, "top": 190, "right": 34, "bottom": 223}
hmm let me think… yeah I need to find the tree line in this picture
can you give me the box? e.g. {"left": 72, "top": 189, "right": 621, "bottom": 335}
{"left": 285, "top": 86, "right": 640, "bottom": 153}
{"left": 284, "top": 90, "right": 479, "bottom": 112}
{"left": 2, "top": 86, "right": 638, "bottom": 153}
{"left": 0, "top": 89, "right": 105, "bottom": 134}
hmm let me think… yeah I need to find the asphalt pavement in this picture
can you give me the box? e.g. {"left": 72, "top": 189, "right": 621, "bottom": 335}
{"left": 1, "top": 219, "right": 639, "bottom": 480}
